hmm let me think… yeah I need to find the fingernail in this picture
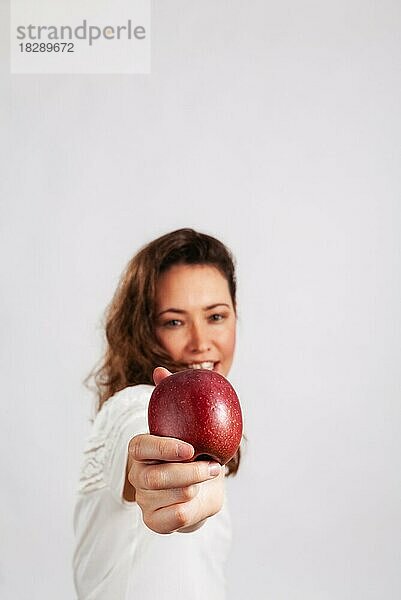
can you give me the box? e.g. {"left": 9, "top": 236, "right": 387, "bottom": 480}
{"left": 178, "top": 443, "right": 193, "bottom": 459}
{"left": 208, "top": 462, "right": 221, "bottom": 476}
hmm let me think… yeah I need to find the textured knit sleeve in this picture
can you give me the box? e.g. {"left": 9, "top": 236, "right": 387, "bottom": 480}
{"left": 77, "top": 384, "right": 152, "bottom": 503}
{"left": 73, "top": 385, "right": 154, "bottom": 599}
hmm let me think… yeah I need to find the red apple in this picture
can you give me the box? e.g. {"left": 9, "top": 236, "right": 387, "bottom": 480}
{"left": 148, "top": 368, "right": 243, "bottom": 465}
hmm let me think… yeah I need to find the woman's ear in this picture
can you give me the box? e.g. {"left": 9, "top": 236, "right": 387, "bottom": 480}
{"left": 152, "top": 366, "right": 172, "bottom": 386}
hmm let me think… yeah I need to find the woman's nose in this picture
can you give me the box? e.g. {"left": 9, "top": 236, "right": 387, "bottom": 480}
{"left": 188, "top": 322, "right": 211, "bottom": 353}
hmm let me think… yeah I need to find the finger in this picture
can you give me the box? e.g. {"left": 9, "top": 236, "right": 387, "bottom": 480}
{"left": 140, "top": 460, "right": 221, "bottom": 491}
{"left": 137, "top": 484, "right": 200, "bottom": 512}
{"left": 128, "top": 434, "right": 194, "bottom": 463}
{"left": 143, "top": 500, "right": 197, "bottom": 534}
{"left": 153, "top": 366, "right": 172, "bottom": 386}
{"left": 144, "top": 491, "right": 217, "bottom": 534}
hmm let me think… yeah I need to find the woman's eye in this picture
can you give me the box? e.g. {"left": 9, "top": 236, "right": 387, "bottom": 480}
{"left": 210, "top": 313, "right": 225, "bottom": 322}
{"left": 164, "top": 319, "right": 182, "bottom": 327}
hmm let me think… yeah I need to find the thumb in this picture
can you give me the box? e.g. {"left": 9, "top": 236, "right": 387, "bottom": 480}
{"left": 153, "top": 366, "right": 172, "bottom": 386}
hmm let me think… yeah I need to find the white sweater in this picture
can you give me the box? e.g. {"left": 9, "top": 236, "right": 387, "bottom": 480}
{"left": 73, "top": 384, "right": 232, "bottom": 600}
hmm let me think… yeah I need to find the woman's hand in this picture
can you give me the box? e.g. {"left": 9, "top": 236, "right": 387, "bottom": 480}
{"left": 123, "top": 367, "right": 225, "bottom": 534}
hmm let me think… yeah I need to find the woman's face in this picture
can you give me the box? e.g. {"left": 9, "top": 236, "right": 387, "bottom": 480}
{"left": 154, "top": 263, "right": 236, "bottom": 377}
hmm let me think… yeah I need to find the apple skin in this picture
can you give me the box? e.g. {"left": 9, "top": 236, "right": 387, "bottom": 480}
{"left": 148, "top": 368, "right": 243, "bottom": 465}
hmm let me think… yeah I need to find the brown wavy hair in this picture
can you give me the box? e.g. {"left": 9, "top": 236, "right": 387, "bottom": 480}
{"left": 84, "top": 228, "right": 241, "bottom": 475}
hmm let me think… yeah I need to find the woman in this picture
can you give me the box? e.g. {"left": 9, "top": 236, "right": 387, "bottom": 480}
{"left": 73, "top": 228, "right": 242, "bottom": 599}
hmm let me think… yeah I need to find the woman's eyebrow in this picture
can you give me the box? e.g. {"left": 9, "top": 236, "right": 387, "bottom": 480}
{"left": 157, "top": 308, "right": 185, "bottom": 317}
{"left": 204, "top": 303, "right": 230, "bottom": 311}
{"left": 157, "top": 303, "right": 230, "bottom": 317}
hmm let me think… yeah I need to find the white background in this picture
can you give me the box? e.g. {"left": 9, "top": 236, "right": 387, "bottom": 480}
{"left": 1, "top": 1, "right": 400, "bottom": 599}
